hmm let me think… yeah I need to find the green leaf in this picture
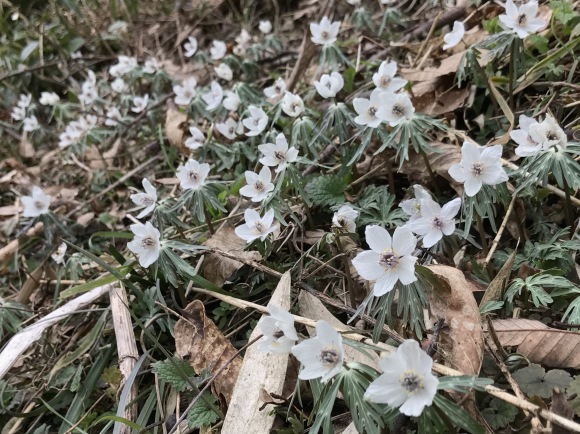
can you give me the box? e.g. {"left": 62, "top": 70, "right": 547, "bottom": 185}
{"left": 513, "top": 364, "right": 572, "bottom": 398}
{"left": 151, "top": 358, "right": 195, "bottom": 392}
{"left": 305, "top": 174, "right": 346, "bottom": 206}
{"left": 568, "top": 376, "right": 580, "bottom": 416}
{"left": 481, "top": 397, "right": 520, "bottom": 429}
{"left": 21, "top": 41, "right": 39, "bottom": 61}
{"left": 59, "top": 273, "right": 121, "bottom": 299}
{"left": 527, "top": 34, "right": 549, "bottom": 54}
{"left": 187, "top": 393, "right": 221, "bottom": 428}
{"left": 433, "top": 395, "right": 484, "bottom": 434}
{"left": 480, "top": 300, "right": 504, "bottom": 314}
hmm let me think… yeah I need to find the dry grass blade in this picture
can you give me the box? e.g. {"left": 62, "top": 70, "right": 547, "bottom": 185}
{"left": 174, "top": 300, "right": 243, "bottom": 405}
{"left": 480, "top": 249, "right": 516, "bottom": 307}
{"left": 221, "top": 272, "right": 292, "bottom": 434}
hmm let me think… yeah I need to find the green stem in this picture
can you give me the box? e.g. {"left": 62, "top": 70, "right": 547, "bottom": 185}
{"left": 335, "top": 236, "right": 357, "bottom": 309}
{"left": 508, "top": 38, "right": 517, "bottom": 110}
{"left": 419, "top": 148, "right": 440, "bottom": 195}
{"left": 475, "top": 212, "right": 489, "bottom": 255}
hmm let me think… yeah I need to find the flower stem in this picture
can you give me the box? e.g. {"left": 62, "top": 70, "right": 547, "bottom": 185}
{"left": 508, "top": 38, "right": 517, "bottom": 109}
{"left": 204, "top": 209, "right": 215, "bottom": 235}
{"left": 419, "top": 148, "right": 439, "bottom": 195}
{"left": 335, "top": 236, "right": 357, "bottom": 309}
{"left": 475, "top": 212, "right": 489, "bottom": 255}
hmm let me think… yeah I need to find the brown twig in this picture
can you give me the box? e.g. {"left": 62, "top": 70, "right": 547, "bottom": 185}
{"left": 484, "top": 193, "right": 517, "bottom": 266}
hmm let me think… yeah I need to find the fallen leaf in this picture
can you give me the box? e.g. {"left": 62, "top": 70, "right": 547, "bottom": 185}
{"left": 174, "top": 300, "right": 242, "bottom": 405}
{"left": 399, "top": 142, "right": 461, "bottom": 186}
{"left": 165, "top": 101, "right": 189, "bottom": 154}
{"left": 86, "top": 139, "right": 122, "bottom": 170}
{"left": 16, "top": 264, "right": 44, "bottom": 304}
{"left": 551, "top": 388, "right": 574, "bottom": 434}
{"left": 421, "top": 265, "right": 484, "bottom": 375}
{"left": 400, "top": 52, "right": 466, "bottom": 82}
{"left": 18, "top": 132, "right": 35, "bottom": 159}
{"left": 487, "top": 79, "right": 514, "bottom": 146}
{"left": 221, "top": 272, "right": 292, "bottom": 434}
{"left": 489, "top": 319, "right": 580, "bottom": 369}
{"left": 412, "top": 85, "right": 470, "bottom": 116}
{"left": 202, "top": 225, "right": 262, "bottom": 286}
{"left": 480, "top": 249, "right": 516, "bottom": 307}
{"left": 298, "top": 290, "right": 380, "bottom": 370}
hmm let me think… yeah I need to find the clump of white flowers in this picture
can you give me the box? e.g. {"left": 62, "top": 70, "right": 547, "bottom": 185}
{"left": 510, "top": 114, "right": 567, "bottom": 157}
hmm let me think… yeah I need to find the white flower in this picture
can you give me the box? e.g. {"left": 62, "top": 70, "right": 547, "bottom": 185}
{"left": 443, "top": 21, "right": 465, "bottom": 50}
{"left": 281, "top": 92, "right": 304, "bottom": 117}
{"left": 173, "top": 77, "right": 197, "bottom": 107}
{"left": 264, "top": 77, "right": 286, "bottom": 99}
{"left": 127, "top": 222, "right": 161, "bottom": 268}
{"left": 406, "top": 198, "right": 461, "bottom": 248}
{"left": 131, "top": 94, "right": 149, "bottom": 113}
{"left": 111, "top": 77, "right": 127, "bottom": 93}
{"left": 259, "top": 20, "right": 272, "bottom": 34}
{"left": 352, "top": 226, "right": 418, "bottom": 296}
{"left": 78, "top": 81, "right": 98, "bottom": 106}
{"left": 314, "top": 72, "right": 344, "bottom": 98}
{"left": 235, "top": 208, "right": 277, "bottom": 243}
{"left": 310, "top": 16, "right": 340, "bottom": 46}
{"left": 381, "top": 92, "right": 415, "bottom": 126}
{"left": 105, "top": 106, "right": 123, "bottom": 126}
{"left": 183, "top": 36, "right": 198, "bottom": 57}
{"left": 510, "top": 114, "right": 541, "bottom": 157}
{"left": 242, "top": 106, "right": 268, "bottom": 137}
{"left": 372, "top": 61, "right": 407, "bottom": 93}
{"left": 526, "top": 114, "right": 567, "bottom": 153}
{"left": 291, "top": 320, "right": 344, "bottom": 383}
{"left": 240, "top": 166, "right": 275, "bottom": 202}
{"left": 210, "top": 40, "right": 227, "bottom": 60}
{"left": 498, "top": 0, "right": 545, "bottom": 39}
{"left": 235, "top": 29, "right": 252, "bottom": 50}
{"left": 364, "top": 339, "right": 438, "bottom": 417}
{"left": 346, "top": 0, "right": 361, "bottom": 5}
{"left": 17, "top": 94, "right": 32, "bottom": 109}
{"left": 332, "top": 205, "right": 358, "bottom": 233}
{"left": 185, "top": 126, "right": 205, "bottom": 150}
{"left": 400, "top": 185, "right": 433, "bottom": 221}
{"left": 259, "top": 133, "right": 299, "bottom": 173}
{"left": 21, "top": 186, "right": 52, "bottom": 217}
{"left": 222, "top": 91, "right": 241, "bottom": 111}
{"left": 58, "top": 115, "right": 97, "bottom": 148}
{"left": 176, "top": 159, "right": 210, "bottom": 190}
{"left": 130, "top": 178, "right": 157, "bottom": 219}
{"left": 51, "top": 242, "right": 67, "bottom": 264}
{"left": 214, "top": 63, "right": 233, "bottom": 81}
{"left": 39, "top": 92, "right": 59, "bottom": 106}
{"left": 202, "top": 81, "right": 223, "bottom": 111}
{"left": 258, "top": 304, "right": 298, "bottom": 354}
{"left": 71, "top": 50, "right": 82, "bottom": 59}
{"left": 109, "top": 55, "right": 138, "bottom": 77}
{"left": 216, "top": 118, "right": 240, "bottom": 140}
{"left": 86, "top": 70, "right": 97, "bottom": 88}
{"left": 143, "top": 57, "right": 160, "bottom": 74}
{"left": 22, "top": 115, "right": 39, "bottom": 132}
{"left": 448, "top": 142, "right": 509, "bottom": 197}
{"left": 353, "top": 89, "right": 387, "bottom": 128}
{"left": 11, "top": 105, "right": 26, "bottom": 121}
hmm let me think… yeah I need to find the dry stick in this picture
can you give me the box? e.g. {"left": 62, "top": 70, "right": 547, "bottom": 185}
{"left": 412, "top": 12, "right": 441, "bottom": 68}
{"left": 484, "top": 193, "right": 517, "bottom": 266}
{"left": 109, "top": 284, "right": 140, "bottom": 434}
{"left": 188, "top": 286, "right": 580, "bottom": 432}
{"left": 166, "top": 335, "right": 263, "bottom": 434}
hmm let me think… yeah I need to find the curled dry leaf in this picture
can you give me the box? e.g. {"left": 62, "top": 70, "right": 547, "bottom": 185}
{"left": 421, "top": 264, "right": 484, "bottom": 375}
{"left": 174, "top": 300, "right": 242, "bottom": 405}
{"left": 221, "top": 272, "right": 292, "bottom": 434}
{"left": 202, "top": 225, "right": 262, "bottom": 286}
{"left": 490, "top": 319, "right": 580, "bottom": 369}
{"left": 164, "top": 101, "right": 188, "bottom": 154}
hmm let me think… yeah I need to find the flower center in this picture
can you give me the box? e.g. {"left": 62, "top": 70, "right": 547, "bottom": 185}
{"left": 321, "top": 31, "right": 329, "bottom": 40}
{"left": 274, "top": 151, "right": 286, "bottom": 161}
{"left": 254, "top": 118, "right": 260, "bottom": 126}
{"left": 188, "top": 171, "right": 199, "bottom": 181}
{"left": 325, "top": 81, "right": 332, "bottom": 89}
{"left": 291, "top": 102, "right": 300, "bottom": 112}
{"left": 470, "top": 161, "right": 484, "bottom": 177}
{"left": 379, "top": 250, "right": 400, "bottom": 270}
{"left": 254, "top": 180, "right": 264, "bottom": 191}
{"left": 273, "top": 329, "right": 284, "bottom": 339}
{"left": 432, "top": 215, "right": 444, "bottom": 229}
{"left": 34, "top": 200, "right": 45, "bottom": 210}
{"left": 141, "top": 236, "right": 156, "bottom": 248}
{"left": 368, "top": 106, "right": 377, "bottom": 117}
{"left": 400, "top": 370, "right": 424, "bottom": 393}
{"left": 380, "top": 76, "right": 392, "bottom": 87}
{"left": 517, "top": 13, "right": 528, "bottom": 26}
{"left": 392, "top": 104, "right": 404, "bottom": 117}
{"left": 141, "top": 196, "right": 154, "bottom": 206}
{"left": 546, "top": 131, "right": 558, "bottom": 141}
{"left": 254, "top": 221, "right": 265, "bottom": 234}
{"left": 320, "top": 347, "right": 339, "bottom": 366}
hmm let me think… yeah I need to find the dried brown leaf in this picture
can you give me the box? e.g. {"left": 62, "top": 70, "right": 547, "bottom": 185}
{"left": 490, "top": 319, "right": 580, "bottom": 369}
{"left": 551, "top": 388, "right": 575, "bottom": 434}
{"left": 399, "top": 142, "right": 461, "bottom": 186}
{"left": 203, "top": 225, "right": 262, "bottom": 286}
{"left": 174, "top": 300, "right": 242, "bottom": 405}
{"left": 480, "top": 249, "right": 516, "bottom": 307}
{"left": 164, "top": 102, "right": 188, "bottom": 154}
{"left": 18, "top": 132, "right": 35, "bottom": 159}
{"left": 423, "top": 265, "right": 484, "bottom": 375}
{"left": 221, "top": 272, "right": 292, "bottom": 434}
